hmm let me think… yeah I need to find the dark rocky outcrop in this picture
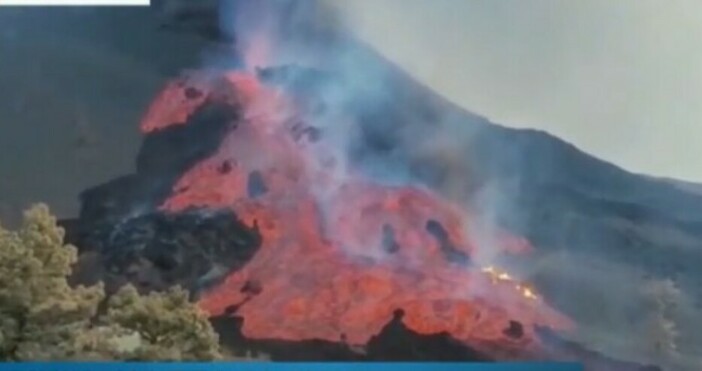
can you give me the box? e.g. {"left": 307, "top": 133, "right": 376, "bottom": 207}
{"left": 77, "top": 99, "right": 237, "bottom": 228}
{"left": 210, "top": 309, "right": 492, "bottom": 362}
{"left": 69, "top": 208, "right": 261, "bottom": 297}
{"left": 64, "top": 83, "right": 254, "bottom": 297}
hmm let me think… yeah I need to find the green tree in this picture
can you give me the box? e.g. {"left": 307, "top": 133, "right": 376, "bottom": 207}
{"left": 107, "top": 285, "right": 221, "bottom": 361}
{"left": 0, "top": 204, "right": 222, "bottom": 361}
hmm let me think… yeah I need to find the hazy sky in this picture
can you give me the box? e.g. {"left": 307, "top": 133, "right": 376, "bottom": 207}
{"left": 331, "top": 0, "right": 702, "bottom": 182}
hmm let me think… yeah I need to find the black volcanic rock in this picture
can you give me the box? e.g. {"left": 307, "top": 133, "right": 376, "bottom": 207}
{"left": 364, "top": 309, "right": 491, "bottom": 361}
{"left": 65, "top": 88, "right": 253, "bottom": 297}
{"left": 77, "top": 99, "right": 236, "bottom": 228}
{"left": 70, "top": 208, "right": 261, "bottom": 297}
{"left": 210, "top": 309, "right": 491, "bottom": 362}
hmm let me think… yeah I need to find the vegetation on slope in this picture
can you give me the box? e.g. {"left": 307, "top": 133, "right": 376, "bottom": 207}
{"left": 0, "top": 204, "right": 221, "bottom": 361}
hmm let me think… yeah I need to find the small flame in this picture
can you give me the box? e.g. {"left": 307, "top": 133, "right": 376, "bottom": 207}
{"left": 482, "top": 265, "right": 539, "bottom": 301}
{"left": 522, "top": 287, "right": 538, "bottom": 300}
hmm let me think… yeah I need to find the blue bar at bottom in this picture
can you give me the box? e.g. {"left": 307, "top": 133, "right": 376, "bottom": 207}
{"left": 0, "top": 363, "right": 583, "bottom": 371}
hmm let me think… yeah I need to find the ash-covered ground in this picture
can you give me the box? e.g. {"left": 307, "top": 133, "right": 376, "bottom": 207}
{"left": 0, "top": 7, "right": 207, "bottom": 226}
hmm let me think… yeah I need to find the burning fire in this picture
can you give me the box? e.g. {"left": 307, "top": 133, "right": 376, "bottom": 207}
{"left": 139, "top": 67, "right": 573, "bottom": 358}
{"left": 481, "top": 266, "right": 539, "bottom": 301}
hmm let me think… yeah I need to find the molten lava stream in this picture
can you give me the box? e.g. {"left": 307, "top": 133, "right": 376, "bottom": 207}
{"left": 146, "top": 70, "right": 573, "bottom": 358}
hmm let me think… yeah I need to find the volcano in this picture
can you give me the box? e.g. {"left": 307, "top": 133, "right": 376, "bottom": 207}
{"left": 57, "top": 1, "right": 702, "bottom": 370}
{"left": 62, "top": 66, "right": 661, "bottom": 369}
{"left": 69, "top": 66, "right": 567, "bottom": 358}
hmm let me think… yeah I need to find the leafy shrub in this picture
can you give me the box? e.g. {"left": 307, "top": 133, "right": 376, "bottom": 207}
{"left": 0, "top": 204, "right": 221, "bottom": 361}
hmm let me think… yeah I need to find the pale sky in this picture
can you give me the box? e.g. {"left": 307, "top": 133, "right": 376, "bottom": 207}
{"left": 331, "top": 0, "right": 702, "bottom": 182}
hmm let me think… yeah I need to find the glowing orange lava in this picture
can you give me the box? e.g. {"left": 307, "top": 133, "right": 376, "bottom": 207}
{"left": 142, "top": 70, "right": 573, "bottom": 358}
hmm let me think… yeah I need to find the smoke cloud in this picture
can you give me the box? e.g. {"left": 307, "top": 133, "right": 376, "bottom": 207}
{"left": 331, "top": 0, "right": 702, "bottom": 183}
{"left": 214, "top": 1, "right": 702, "bottom": 369}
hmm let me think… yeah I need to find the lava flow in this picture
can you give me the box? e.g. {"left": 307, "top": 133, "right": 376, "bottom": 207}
{"left": 140, "top": 68, "right": 573, "bottom": 358}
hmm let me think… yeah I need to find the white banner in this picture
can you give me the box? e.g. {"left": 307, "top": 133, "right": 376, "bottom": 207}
{"left": 0, "top": 0, "right": 150, "bottom": 5}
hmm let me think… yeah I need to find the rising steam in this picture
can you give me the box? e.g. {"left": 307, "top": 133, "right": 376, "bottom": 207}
{"left": 206, "top": 1, "right": 702, "bottom": 369}
{"left": 215, "top": 0, "right": 509, "bottom": 265}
